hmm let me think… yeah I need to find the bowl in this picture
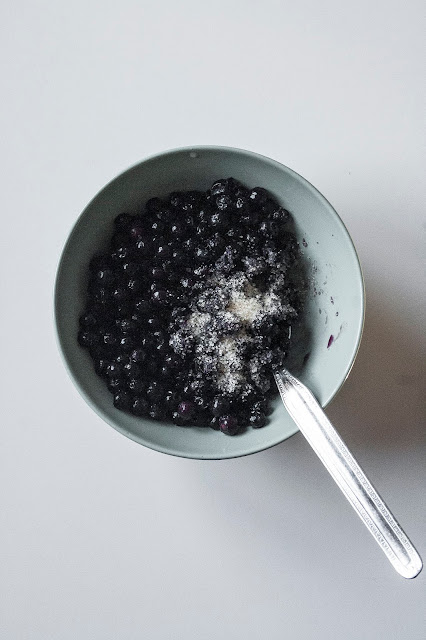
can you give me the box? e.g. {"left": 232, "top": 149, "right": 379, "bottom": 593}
{"left": 55, "top": 146, "right": 364, "bottom": 459}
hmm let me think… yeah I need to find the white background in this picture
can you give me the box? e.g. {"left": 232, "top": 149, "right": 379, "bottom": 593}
{"left": 1, "top": 1, "right": 425, "bottom": 638}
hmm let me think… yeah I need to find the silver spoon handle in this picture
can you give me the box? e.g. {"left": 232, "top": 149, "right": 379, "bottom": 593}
{"left": 274, "top": 369, "right": 422, "bottom": 579}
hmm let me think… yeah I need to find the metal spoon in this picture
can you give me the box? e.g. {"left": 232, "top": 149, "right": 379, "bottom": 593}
{"left": 274, "top": 368, "right": 423, "bottom": 579}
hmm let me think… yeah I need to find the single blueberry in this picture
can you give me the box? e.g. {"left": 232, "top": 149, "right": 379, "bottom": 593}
{"left": 128, "top": 378, "right": 145, "bottom": 394}
{"left": 218, "top": 415, "right": 239, "bottom": 435}
{"left": 113, "top": 391, "right": 132, "bottom": 411}
{"left": 130, "top": 348, "right": 146, "bottom": 363}
{"left": 212, "top": 397, "right": 230, "bottom": 417}
{"left": 146, "top": 381, "right": 163, "bottom": 400}
{"left": 78, "top": 330, "right": 98, "bottom": 349}
{"left": 114, "top": 213, "right": 133, "bottom": 231}
{"left": 132, "top": 397, "right": 149, "bottom": 416}
{"left": 146, "top": 197, "right": 162, "bottom": 214}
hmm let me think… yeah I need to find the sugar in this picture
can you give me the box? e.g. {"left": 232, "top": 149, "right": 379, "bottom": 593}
{"left": 169, "top": 266, "right": 297, "bottom": 397}
{"left": 187, "top": 311, "right": 211, "bottom": 336}
{"left": 228, "top": 292, "right": 262, "bottom": 323}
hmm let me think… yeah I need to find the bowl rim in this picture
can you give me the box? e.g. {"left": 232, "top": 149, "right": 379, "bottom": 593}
{"left": 54, "top": 144, "right": 365, "bottom": 460}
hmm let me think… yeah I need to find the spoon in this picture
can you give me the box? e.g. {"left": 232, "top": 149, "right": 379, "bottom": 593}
{"left": 274, "top": 368, "right": 423, "bottom": 579}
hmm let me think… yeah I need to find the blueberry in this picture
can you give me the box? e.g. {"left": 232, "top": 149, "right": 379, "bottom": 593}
{"left": 184, "top": 213, "right": 196, "bottom": 230}
{"left": 169, "top": 192, "right": 184, "bottom": 208}
{"left": 128, "top": 378, "right": 145, "bottom": 394}
{"left": 210, "top": 210, "right": 229, "bottom": 229}
{"left": 170, "top": 221, "right": 184, "bottom": 237}
{"left": 146, "top": 381, "right": 163, "bottom": 400}
{"left": 79, "top": 312, "right": 98, "bottom": 328}
{"left": 249, "top": 411, "right": 267, "bottom": 428}
{"left": 136, "top": 239, "right": 149, "bottom": 256}
{"left": 122, "top": 261, "right": 140, "bottom": 277}
{"left": 146, "top": 316, "right": 161, "bottom": 330}
{"left": 253, "top": 374, "right": 271, "bottom": 393}
{"left": 194, "top": 395, "right": 209, "bottom": 411}
{"left": 114, "top": 302, "right": 131, "bottom": 318}
{"left": 118, "top": 335, "right": 133, "bottom": 351}
{"left": 131, "top": 311, "right": 145, "bottom": 326}
{"left": 210, "top": 179, "right": 228, "bottom": 197}
{"left": 218, "top": 415, "right": 239, "bottom": 435}
{"left": 146, "top": 197, "right": 162, "bottom": 214}
{"left": 158, "top": 363, "right": 172, "bottom": 379}
{"left": 111, "top": 287, "right": 128, "bottom": 302}
{"left": 78, "top": 330, "right": 97, "bottom": 349}
{"left": 114, "top": 213, "right": 133, "bottom": 231}
{"left": 113, "top": 391, "right": 132, "bottom": 411}
{"left": 271, "top": 348, "right": 287, "bottom": 370}
{"left": 132, "top": 397, "right": 149, "bottom": 416}
{"left": 183, "top": 237, "right": 195, "bottom": 254}
{"left": 129, "top": 221, "right": 145, "bottom": 240}
{"left": 216, "top": 194, "right": 232, "bottom": 210}
{"left": 261, "top": 198, "right": 280, "bottom": 216}
{"left": 102, "top": 331, "right": 117, "bottom": 347}
{"left": 181, "top": 191, "right": 203, "bottom": 213}
{"left": 162, "top": 259, "right": 175, "bottom": 275}
{"left": 209, "top": 416, "right": 220, "bottom": 430}
{"left": 169, "top": 249, "right": 185, "bottom": 270}
{"left": 149, "top": 403, "right": 166, "bottom": 420}
{"left": 164, "top": 353, "right": 181, "bottom": 370}
{"left": 172, "top": 411, "right": 187, "bottom": 426}
{"left": 165, "top": 390, "right": 177, "bottom": 407}
{"left": 130, "top": 348, "right": 146, "bottom": 363}
{"left": 252, "top": 315, "right": 275, "bottom": 335}
{"left": 111, "top": 245, "right": 130, "bottom": 262}
{"left": 212, "top": 396, "right": 230, "bottom": 417}
{"left": 226, "top": 177, "right": 244, "bottom": 193}
{"left": 249, "top": 187, "right": 268, "bottom": 206}
{"left": 271, "top": 206, "right": 290, "bottom": 225}
{"left": 252, "top": 400, "right": 271, "bottom": 415}
{"left": 281, "top": 232, "right": 299, "bottom": 260}
{"left": 135, "top": 298, "right": 151, "bottom": 314}
{"left": 106, "top": 361, "right": 124, "bottom": 377}
{"left": 94, "top": 268, "right": 115, "bottom": 286}
{"left": 127, "top": 278, "right": 142, "bottom": 295}
{"left": 246, "top": 208, "right": 261, "bottom": 225}
{"left": 123, "top": 361, "right": 141, "bottom": 378}
{"left": 107, "top": 377, "right": 123, "bottom": 393}
{"left": 92, "top": 357, "right": 107, "bottom": 377}
{"left": 90, "top": 286, "right": 108, "bottom": 306}
{"left": 151, "top": 219, "right": 164, "bottom": 235}
{"left": 156, "top": 243, "right": 172, "bottom": 260}
{"left": 89, "top": 254, "right": 110, "bottom": 273}
{"left": 194, "top": 222, "right": 211, "bottom": 242}
{"left": 152, "top": 329, "right": 165, "bottom": 344}
{"left": 194, "top": 245, "right": 210, "bottom": 264}
{"left": 116, "top": 318, "right": 136, "bottom": 333}
{"left": 156, "top": 207, "right": 173, "bottom": 224}
{"left": 152, "top": 289, "right": 168, "bottom": 304}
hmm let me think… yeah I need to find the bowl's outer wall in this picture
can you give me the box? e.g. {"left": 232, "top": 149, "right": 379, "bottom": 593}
{"left": 55, "top": 147, "right": 364, "bottom": 459}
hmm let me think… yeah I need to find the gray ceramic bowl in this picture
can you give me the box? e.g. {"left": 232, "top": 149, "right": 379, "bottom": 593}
{"left": 55, "top": 146, "right": 364, "bottom": 459}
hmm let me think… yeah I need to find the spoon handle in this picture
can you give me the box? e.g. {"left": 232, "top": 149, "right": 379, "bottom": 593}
{"left": 274, "top": 369, "right": 422, "bottom": 579}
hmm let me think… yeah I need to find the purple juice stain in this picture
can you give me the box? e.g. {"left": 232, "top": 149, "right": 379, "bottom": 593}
{"left": 327, "top": 335, "right": 334, "bottom": 349}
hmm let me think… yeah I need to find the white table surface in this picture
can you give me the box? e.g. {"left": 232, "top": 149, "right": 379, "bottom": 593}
{"left": 1, "top": 1, "right": 425, "bottom": 638}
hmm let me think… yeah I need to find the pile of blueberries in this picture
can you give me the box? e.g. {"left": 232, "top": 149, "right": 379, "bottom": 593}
{"left": 78, "top": 178, "right": 300, "bottom": 435}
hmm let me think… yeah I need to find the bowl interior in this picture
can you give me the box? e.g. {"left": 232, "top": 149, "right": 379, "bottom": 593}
{"left": 55, "top": 147, "right": 364, "bottom": 459}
